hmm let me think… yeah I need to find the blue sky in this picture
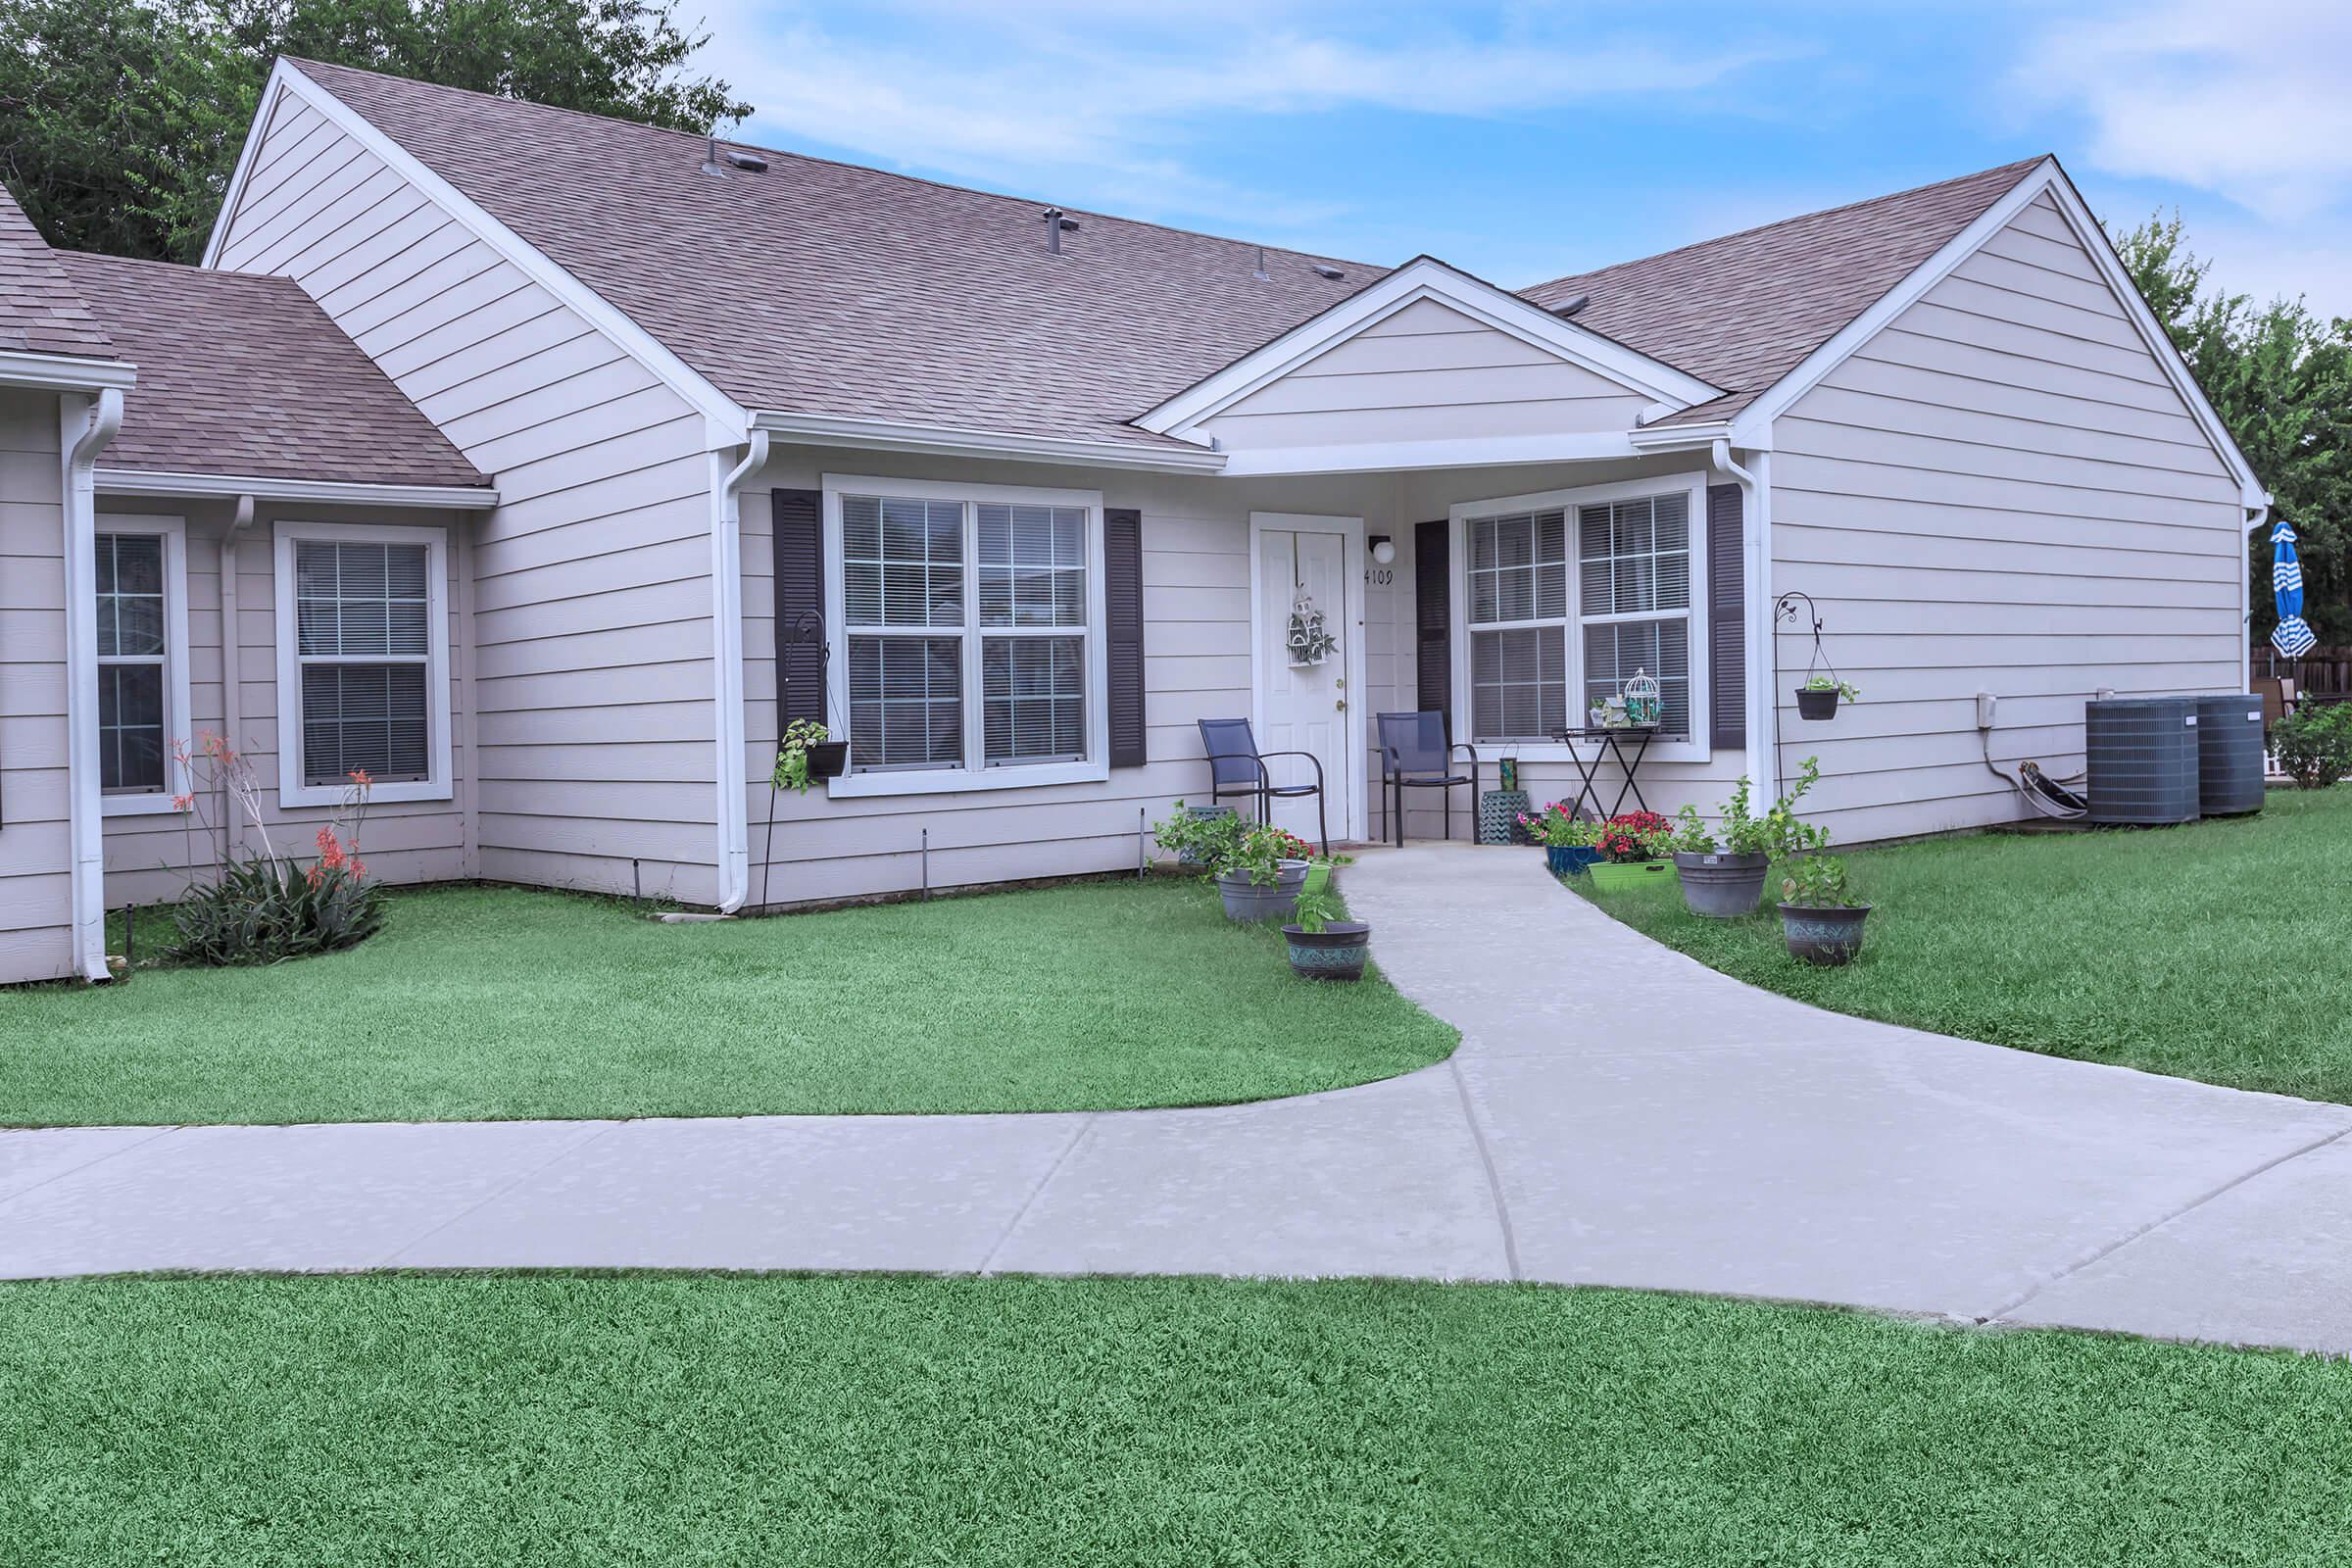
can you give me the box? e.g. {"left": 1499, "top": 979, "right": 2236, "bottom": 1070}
{"left": 698, "top": 0, "right": 2352, "bottom": 318}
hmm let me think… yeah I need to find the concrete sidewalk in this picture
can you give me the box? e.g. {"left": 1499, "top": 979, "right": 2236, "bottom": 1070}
{"left": 6, "top": 845, "right": 2348, "bottom": 1355}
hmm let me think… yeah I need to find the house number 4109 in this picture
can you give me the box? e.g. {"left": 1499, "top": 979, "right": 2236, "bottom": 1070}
{"left": 1364, "top": 566, "right": 1395, "bottom": 587}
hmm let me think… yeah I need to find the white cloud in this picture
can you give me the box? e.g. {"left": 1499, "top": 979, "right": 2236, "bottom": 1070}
{"left": 696, "top": 3, "right": 1794, "bottom": 234}
{"left": 2012, "top": 1, "right": 2352, "bottom": 222}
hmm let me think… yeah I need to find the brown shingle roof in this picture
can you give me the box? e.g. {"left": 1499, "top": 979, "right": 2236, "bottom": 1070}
{"left": 52, "top": 251, "right": 485, "bottom": 488}
{"left": 1522, "top": 159, "right": 2046, "bottom": 425}
{"left": 287, "top": 58, "right": 1383, "bottom": 449}
{"left": 0, "top": 183, "right": 116, "bottom": 360}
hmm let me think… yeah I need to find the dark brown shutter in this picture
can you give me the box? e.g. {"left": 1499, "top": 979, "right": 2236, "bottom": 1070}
{"left": 1105, "top": 506, "right": 1146, "bottom": 768}
{"left": 1413, "top": 518, "right": 1450, "bottom": 734}
{"left": 771, "top": 488, "right": 825, "bottom": 731}
{"left": 1707, "top": 482, "right": 1745, "bottom": 752}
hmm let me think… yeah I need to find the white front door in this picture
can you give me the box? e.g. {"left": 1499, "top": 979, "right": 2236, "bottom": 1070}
{"left": 1253, "top": 514, "right": 1361, "bottom": 847}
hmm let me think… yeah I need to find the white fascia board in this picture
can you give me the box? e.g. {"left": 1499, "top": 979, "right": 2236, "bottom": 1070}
{"left": 1217, "top": 430, "right": 1639, "bottom": 477}
{"left": 95, "top": 467, "right": 498, "bottom": 510}
{"left": 211, "top": 61, "right": 750, "bottom": 442}
{"left": 1136, "top": 257, "right": 1723, "bottom": 437}
{"left": 753, "top": 410, "right": 1228, "bottom": 473}
{"left": 1726, "top": 156, "right": 2267, "bottom": 509}
{"left": 0, "top": 351, "right": 137, "bottom": 393}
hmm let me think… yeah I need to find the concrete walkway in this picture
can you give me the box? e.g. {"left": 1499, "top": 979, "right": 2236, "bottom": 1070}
{"left": 6, "top": 845, "right": 2349, "bottom": 1354}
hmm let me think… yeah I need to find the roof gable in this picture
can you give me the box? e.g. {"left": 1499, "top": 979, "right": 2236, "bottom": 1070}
{"left": 265, "top": 58, "right": 1381, "bottom": 455}
{"left": 1138, "top": 256, "right": 1719, "bottom": 456}
{"left": 1525, "top": 159, "right": 2047, "bottom": 424}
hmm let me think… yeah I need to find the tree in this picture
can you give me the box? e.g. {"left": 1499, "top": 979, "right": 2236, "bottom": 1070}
{"left": 0, "top": 0, "right": 748, "bottom": 263}
{"left": 2112, "top": 212, "right": 2352, "bottom": 646}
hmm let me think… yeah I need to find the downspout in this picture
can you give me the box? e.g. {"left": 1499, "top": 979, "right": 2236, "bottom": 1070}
{"left": 710, "top": 429, "right": 768, "bottom": 913}
{"left": 1711, "top": 438, "right": 1770, "bottom": 791}
{"left": 2243, "top": 504, "right": 2267, "bottom": 693}
{"left": 61, "top": 389, "right": 124, "bottom": 980}
{"left": 216, "top": 495, "right": 255, "bottom": 867}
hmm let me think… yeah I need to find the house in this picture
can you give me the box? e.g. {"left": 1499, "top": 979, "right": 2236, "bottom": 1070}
{"left": 0, "top": 57, "right": 2266, "bottom": 984}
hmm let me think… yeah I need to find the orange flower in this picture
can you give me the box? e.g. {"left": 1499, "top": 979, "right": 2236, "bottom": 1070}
{"left": 347, "top": 858, "right": 367, "bottom": 881}
{"left": 348, "top": 768, "right": 372, "bottom": 787}
{"left": 316, "top": 827, "right": 345, "bottom": 870}
{"left": 171, "top": 794, "right": 193, "bottom": 812}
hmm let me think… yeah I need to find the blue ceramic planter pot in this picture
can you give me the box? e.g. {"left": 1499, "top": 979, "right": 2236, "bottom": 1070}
{"left": 1545, "top": 845, "right": 1604, "bottom": 877}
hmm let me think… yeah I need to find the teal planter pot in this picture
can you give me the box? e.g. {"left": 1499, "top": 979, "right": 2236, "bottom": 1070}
{"left": 1545, "top": 846, "right": 1603, "bottom": 877}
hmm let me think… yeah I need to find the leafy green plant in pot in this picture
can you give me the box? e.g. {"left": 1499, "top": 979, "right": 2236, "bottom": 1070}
{"left": 773, "top": 718, "right": 848, "bottom": 793}
{"left": 1584, "top": 811, "right": 1675, "bottom": 892}
{"left": 1778, "top": 854, "right": 1870, "bottom": 966}
{"left": 1794, "top": 676, "right": 1861, "bottom": 721}
{"left": 1520, "top": 802, "right": 1603, "bottom": 877}
{"left": 1669, "top": 758, "right": 1821, "bottom": 918}
{"left": 1282, "top": 886, "right": 1370, "bottom": 981}
{"left": 1152, "top": 806, "right": 1313, "bottom": 921}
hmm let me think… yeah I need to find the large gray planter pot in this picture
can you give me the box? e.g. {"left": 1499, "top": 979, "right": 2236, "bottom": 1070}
{"left": 1673, "top": 851, "right": 1771, "bottom": 918}
{"left": 1778, "top": 903, "right": 1872, "bottom": 966}
{"left": 1216, "top": 859, "right": 1309, "bottom": 922}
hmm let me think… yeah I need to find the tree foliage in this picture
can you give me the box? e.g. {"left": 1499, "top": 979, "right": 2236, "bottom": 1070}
{"left": 2112, "top": 212, "right": 2352, "bottom": 645}
{"left": 0, "top": 0, "right": 748, "bottom": 263}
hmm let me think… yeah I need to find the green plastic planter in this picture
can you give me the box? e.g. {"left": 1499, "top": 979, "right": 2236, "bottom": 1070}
{"left": 1586, "top": 858, "right": 1672, "bottom": 892}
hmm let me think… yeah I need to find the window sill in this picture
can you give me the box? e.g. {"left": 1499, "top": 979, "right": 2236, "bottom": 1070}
{"left": 102, "top": 792, "right": 185, "bottom": 818}
{"left": 824, "top": 759, "right": 1109, "bottom": 800}
{"left": 277, "top": 778, "right": 454, "bottom": 809}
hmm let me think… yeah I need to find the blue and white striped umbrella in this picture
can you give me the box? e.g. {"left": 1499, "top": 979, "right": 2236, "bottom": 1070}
{"left": 2273, "top": 520, "right": 2318, "bottom": 658}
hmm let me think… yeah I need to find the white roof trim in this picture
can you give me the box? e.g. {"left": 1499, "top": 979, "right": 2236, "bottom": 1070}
{"left": 203, "top": 61, "right": 750, "bottom": 441}
{"left": 753, "top": 410, "right": 1228, "bottom": 473}
{"left": 0, "top": 350, "right": 136, "bottom": 393}
{"left": 95, "top": 467, "right": 497, "bottom": 509}
{"left": 1136, "top": 256, "right": 1722, "bottom": 438}
{"left": 1218, "top": 430, "right": 1640, "bottom": 477}
{"left": 1728, "top": 157, "right": 2266, "bottom": 507}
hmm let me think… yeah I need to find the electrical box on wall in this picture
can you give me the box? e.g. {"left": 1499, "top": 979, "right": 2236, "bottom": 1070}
{"left": 1976, "top": 691, "right": 1997, "bottom": 730}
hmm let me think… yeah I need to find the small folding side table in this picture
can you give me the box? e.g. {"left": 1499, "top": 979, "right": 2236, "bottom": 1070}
{"left": 1555, "top": 724, "right": 1661, "bottom": 819}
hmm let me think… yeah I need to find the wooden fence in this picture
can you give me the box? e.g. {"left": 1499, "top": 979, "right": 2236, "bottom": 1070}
{"left": 2255, "top": 646, "right": 2352, "bottom": 698}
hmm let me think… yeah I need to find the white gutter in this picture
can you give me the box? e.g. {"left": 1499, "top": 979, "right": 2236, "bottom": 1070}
{"left": 710, "top": 429, "right": 769, "bottom": 913}
{"left": 1, "top": 351, "right": 136, "bottom": 394}
{"left": 95, "top": 467, "right": 498, "bottom": 510}
{"left": 217, "top": 495, "right": 257, "bottom": 864}
{"left": 752, "top": 411, "right": 1227, "bottom": 474}
{"left": 2243, "top": 503, "right": 2268, "bottom": 693}
{"left": 1711, "top": 437, "right": 1773, "bottom": 793}
{"left": 61, "top": 389, "right": 125, "bottom": 980}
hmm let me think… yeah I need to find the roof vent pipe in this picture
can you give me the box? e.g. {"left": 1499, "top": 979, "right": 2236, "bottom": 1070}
{"left": 702, "top": 134, "right": 726, "bottom": 176}
{"left": 1044, "top": 207, "right": 1066, "bottom": 253}
{"left": 1252, "top": 247, "right": 1272, "bottom": 282}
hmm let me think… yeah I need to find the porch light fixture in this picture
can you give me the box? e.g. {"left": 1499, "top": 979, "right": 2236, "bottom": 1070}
{"left": 1369, "top": 535, "right": 1396, "bottom": 564}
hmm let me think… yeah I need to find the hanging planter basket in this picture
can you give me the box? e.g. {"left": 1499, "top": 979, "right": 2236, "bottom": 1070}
{"left": 1777, "top": 592, "right": 1851, "bottom": 723}
{"left": 805, "top": 741, "right": 850, "bottom": 780}
{"left": 1794, "top": 686, "right": 1839, "bottom": 721}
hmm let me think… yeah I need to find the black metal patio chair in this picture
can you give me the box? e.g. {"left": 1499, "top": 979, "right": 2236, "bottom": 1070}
{"left": 1197, "top": 717, "right": 1329, "bottom": 857}
{"left": 1375, "top": 710, "right": 1478, "bottom": 848}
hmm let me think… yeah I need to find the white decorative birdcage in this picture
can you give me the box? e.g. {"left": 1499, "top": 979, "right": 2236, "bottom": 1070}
{"left": 1622, "top": 668, "right": 1662, "bottom": 727}
{"left": 1286, "top": 588, "right": 1337, "bottom": 667}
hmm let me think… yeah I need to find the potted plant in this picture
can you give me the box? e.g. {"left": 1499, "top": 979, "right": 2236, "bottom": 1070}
{"left": 1520, "top": 803, "right": 1603, "bottom": 877}
{"left": 1282, "top": 886, "right": 1370, "bottom": 981}
{"left": 773, "top": 718, "right": 849, "bottom": 793}
{"left": 1152, "top": 808, "right": 1312, "bottom": 921}
{"left": 1584, "top": 810, "right": 1675, "bottom": 892}
{"left": 1778, "top": 854, "right": 1871, "bottom": 965}
{"left": 1794, "top": 676, "right": 1861, "bottom": 721}
{"left": 1668, "top": 759, "right": 1822, "bottom": 918}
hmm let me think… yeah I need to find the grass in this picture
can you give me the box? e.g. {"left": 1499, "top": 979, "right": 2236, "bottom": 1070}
{"left": 0, "top": 877, "right": 1453, "bottom": 1127}
{"left": 5, "top": 1272, "right": 2351, "bottom": 1565}
{"left": 1578, "top": 787, "right": 2352, "bottom": 1102}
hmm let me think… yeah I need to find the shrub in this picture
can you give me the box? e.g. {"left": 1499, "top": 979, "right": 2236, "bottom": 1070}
{"left": 2273, "top": 704, "right": 2352, "bottom": 790}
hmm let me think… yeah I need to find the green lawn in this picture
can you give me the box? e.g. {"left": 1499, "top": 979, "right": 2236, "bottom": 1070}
{"left": 1579, "top": 787, "right": 2352, "bottom": 1102}
{"left": 0, "top": 877, "right": 1452, "bottom": 1127}
{"left": 5, "top": 1273, "right": 2349, "bottom": 1565}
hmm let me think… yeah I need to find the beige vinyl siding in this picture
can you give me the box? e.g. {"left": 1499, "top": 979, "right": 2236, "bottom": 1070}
{"left": 212, "top": 83, "right": 720, "bottom": 904}
{"left": 1770, "top": 191, "right": 2247, "bottom": 844}
{"left": 1196, "top": 299, "right": 1652, "bottom": 453}
{"left": 0, "top": 388, "right": 75, "bottom": 982}
{"left": 96, "top": 498, "right": 471, "bottom": 906}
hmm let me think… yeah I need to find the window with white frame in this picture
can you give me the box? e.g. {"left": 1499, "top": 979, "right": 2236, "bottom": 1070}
{"left": 831, "top": 479, "right": 1104, "bottom": 790}
{"left": 94, "top": 531, "right": 172, "bottom": 795}
{"left": 1462, "top": 485, "right": 1696, "bottom": 744}
{"left": 274, "top": 523, "right": 451, "bottom": 805}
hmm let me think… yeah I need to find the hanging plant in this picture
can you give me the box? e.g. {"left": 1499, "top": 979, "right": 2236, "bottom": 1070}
{"left": 1777, "top": 592, "right": 1853, "bottom": 720}
{"left": 1286, "top": 585, "right": 1337, "bottom": 667}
